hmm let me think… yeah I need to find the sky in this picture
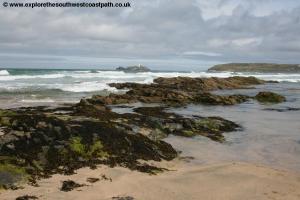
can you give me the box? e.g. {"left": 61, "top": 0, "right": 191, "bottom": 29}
{"left": 0, "top": 0, "right": 300, "bottom": 70}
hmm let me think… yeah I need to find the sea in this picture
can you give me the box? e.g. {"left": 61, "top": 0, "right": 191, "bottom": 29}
{"left": 0, "top": 68, "right": 300, "bottom": 172}
{"left": 0, "top": 68, "right": 300, "bottom": 108}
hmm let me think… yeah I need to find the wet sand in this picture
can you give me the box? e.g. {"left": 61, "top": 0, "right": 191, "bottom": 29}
{"left": 1, "top": 161, "right": 300, "bottom": 200}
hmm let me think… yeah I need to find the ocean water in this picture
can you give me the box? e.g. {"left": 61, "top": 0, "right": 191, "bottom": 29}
{"left": 0, "top": 68, "right": 300, "bottom": 172}
{"left": 0, "top": 68, "right": 300, "bottom": 108}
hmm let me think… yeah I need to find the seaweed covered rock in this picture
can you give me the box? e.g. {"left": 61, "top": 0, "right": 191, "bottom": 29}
{"left": 105, "top": 76, "right": 271, "bottom": 106}
{"left": 16, "top": 195, "right": 38, "bottom": 200}
{"left": 60, "top": 180, "right": 85, "bottom": 192}
{"left": 0, "top": 163, "right": 28, "bottom": 190}
{"left": 255, "top": 91, "right": 286, "bottom": 103}
{"left": 0, "top": 107, "right": 177, "bottom": 189}
{"left": 111, "top": 76, "right": 265, "bottom": 92}
{"left": 131, "top": 107, "right": 240, "bottom": 142}
{"left": 194, "top": 93, "right": 250, "bottom": 105}
{"left": 153, "top": 76, "right": 265, "bottom": 91}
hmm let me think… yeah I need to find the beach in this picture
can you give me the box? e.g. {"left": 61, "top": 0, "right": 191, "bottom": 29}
{"left": 1, "top": 161, "right": 300, "bottom": 200}
{"left": 0, "top": 70, "right": 300, "bottom": 200}
{"left": 2, "top": 0, "right": 300, "bottom": 199}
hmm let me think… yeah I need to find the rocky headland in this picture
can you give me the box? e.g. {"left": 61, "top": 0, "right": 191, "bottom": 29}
{"left": 0, "top": 76, "right": 286, "bottom": 190}
{"left": 208, "top": 63, "right": 300, "bottom": 73}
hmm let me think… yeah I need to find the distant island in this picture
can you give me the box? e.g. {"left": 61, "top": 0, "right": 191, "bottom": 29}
{"left": 116, "top": 64, "right": 150, "bottom": 73}
{"left": 208, "top": 63, "right": 300, "bottom": 73}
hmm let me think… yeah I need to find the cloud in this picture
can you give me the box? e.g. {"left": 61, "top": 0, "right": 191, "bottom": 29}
{"left": 0, "top": 0, "right": 300, "bottom": 69}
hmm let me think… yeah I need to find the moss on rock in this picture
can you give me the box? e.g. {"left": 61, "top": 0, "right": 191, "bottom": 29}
{"left": 0, "top": 163, "right": 28, "bottom": 189}
{"left": 255, "top": 91, "right": 286, "bottom": 103}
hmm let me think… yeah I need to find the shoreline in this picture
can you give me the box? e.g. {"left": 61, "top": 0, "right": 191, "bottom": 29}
{"left": 1, "top": 161, "right": 300, "bottom": 200}
{"left": 1, "top": 76, "right": 299, "bottom": 199}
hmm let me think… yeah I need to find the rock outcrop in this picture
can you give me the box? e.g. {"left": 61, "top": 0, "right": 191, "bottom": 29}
{"left": 255, "top": 91, "right": 286, "bottom": 103}
{"left": 104, "top": 76, "right": 267, "bottom": 106}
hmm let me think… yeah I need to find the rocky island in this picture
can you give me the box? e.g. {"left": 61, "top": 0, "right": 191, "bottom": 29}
{"left": 208, "top": 63, "right": 300, "bottom": 73}
{"left": 116, "top": 65, "right": 150, "bottom": 73}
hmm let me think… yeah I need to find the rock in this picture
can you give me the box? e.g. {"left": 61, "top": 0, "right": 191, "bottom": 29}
{"left": 100, "top": 174, "right": 112, "bottom": 182}
{"left": 0, "top": 105, "right": 179, "bottom": 187}
{"left": 153, "top": 76, "right": 265, "bottom": 91}
{"left": 60, "top": 180, "right": 85, "bottom": 192}
{"left": 194, "top": 93, "right": 250, "bottom": 105}
{"left": 264, "top": 107, "right": 300, "bottom": 112}
{"left": 112, "top": 196, "right": 135, "bottom": 200}
{"left": 106, "top": 76, "right": 269, "bottom": 106}
{"left": 255, "top": 91, "right": 286, "bottom": 103}
{"left": 132, "top": 107, "right": 240, "bottom": 142}
{"left": 0, "top": 163, "right": 27, "bottom": 190}
{"left": 86, "top": 177, "right": 100, "bottom": 183}
{"left": 16, "top": 195, "right": 38, "bottom": 200}
{"left": 116, "top": 65, "right": 150, "bottom": 73}
{"left": 111, "top": 76, "right": 265, "bottom": 92}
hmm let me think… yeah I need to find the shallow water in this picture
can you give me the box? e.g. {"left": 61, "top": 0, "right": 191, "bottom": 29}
{"left": 165, "top": 82, "right": 300, "bottom": 172}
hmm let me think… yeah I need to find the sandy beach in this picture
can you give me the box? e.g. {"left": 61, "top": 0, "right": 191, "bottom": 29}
{"left": 1, "top": 161, "right": 300, "bottom": 200}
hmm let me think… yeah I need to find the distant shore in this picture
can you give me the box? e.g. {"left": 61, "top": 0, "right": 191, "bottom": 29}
{"left": 208, "top": 63, "right": 300, "bottom": 73}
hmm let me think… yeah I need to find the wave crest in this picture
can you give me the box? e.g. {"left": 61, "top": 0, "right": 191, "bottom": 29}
{"left": 0, "top": 70, "right": 10, "bottom": 76}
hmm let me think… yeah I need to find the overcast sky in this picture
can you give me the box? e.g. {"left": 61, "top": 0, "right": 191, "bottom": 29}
{"left": 0, "top": 0, "right": 300, "bottom": 70}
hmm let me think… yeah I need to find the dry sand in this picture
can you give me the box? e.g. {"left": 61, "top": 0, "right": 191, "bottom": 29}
{"left": 1, "top": 160, "right": 300, "bottom": 200}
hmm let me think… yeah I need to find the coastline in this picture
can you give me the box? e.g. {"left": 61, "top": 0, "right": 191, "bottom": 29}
{"left": 1, "top": 76, "right": 300, "bottom": 199}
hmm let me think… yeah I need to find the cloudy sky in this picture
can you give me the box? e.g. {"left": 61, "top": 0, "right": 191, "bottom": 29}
{"left": 0, "top": 0, "right": 300, "bottom": 70}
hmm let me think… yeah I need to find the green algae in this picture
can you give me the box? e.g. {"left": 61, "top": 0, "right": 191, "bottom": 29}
{"left": 69, "top": 136, "right": 108, "bottom": 159}
{"left": 180, "top": 130, "right": 197, "bottom": 137}
{"left": 69, "top": 137, "right": 86, "bottom": 156}
{"left": 0, "top": 163, "right": 28, "bottom": 189}
{"left": 0, "top": 110, "right": 17, "bottom": 117}
{"left": 0, "top": 117, "right": 11, "bottom": 126}
{"left": 255, "top": 91, "right": 286, "bottom": 103}
{"left": 195, "top": 119, "right": 221, "bottom": 132}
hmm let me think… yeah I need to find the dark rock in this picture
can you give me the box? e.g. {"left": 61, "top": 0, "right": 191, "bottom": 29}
{"left": 106, "top": 76, "right": 267, "bottom": 106}
{"left": 194, "top": 93, "right": 250, "bottom": 105}
{"left": 16, "top": 195, "right": 38, "bottom": 200}
{"left": 60, "top": 180, "right": 85, "bottom": 192}
{"left": 116, "top": 65, "right": 150, "bottom": 73}
{"left": 112, "top": 196, "right": 135, "bottom": 200}
{"left": 86, "top": 177, "right": 100, "bottom": 183}
{"left": 100, "top": 174, "right": 112, "bottom": 182}
{"left": 255, "top": 91, "right": 286, "bottom": 103}
{"left": 264, "top": 107, "right": 300, "bottom": 112}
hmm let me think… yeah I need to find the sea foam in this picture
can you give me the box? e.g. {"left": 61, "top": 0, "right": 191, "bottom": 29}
{"left": 0, "top": 70, "right": 10, "bottom": 76}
